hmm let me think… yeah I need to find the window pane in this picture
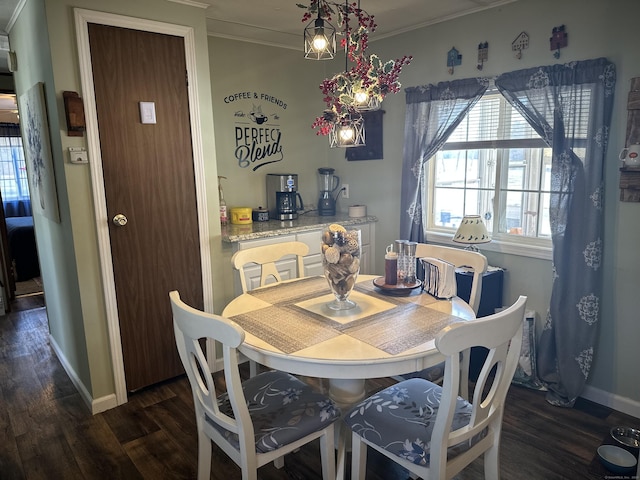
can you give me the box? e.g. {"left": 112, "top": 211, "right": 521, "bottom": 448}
{"left": 432, "top": 187, "right": 464, "bottom": 228}
{"left": 0, "top": 137, "right": 29, "bottom": 201}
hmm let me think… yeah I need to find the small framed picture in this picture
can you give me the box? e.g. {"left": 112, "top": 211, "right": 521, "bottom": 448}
{"left": 346, "top": 110, "right": 384, "bottom": 161}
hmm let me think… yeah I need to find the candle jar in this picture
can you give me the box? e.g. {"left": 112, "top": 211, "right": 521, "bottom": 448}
{"left": 321, "top": 225, "right": 361, "bottom": 310}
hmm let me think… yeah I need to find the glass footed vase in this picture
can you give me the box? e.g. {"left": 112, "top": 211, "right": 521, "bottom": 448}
{"left": 321, "top": 226, "right": 361, "bottom": 310}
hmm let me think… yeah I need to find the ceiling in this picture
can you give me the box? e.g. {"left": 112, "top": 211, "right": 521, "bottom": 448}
{"left": 0, "top": 0, "right": 516, "bottom": 99}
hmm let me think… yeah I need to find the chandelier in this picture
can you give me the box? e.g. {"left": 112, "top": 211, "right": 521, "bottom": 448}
{"left": 299, "top": 1, "right": 412, "bottom": 147}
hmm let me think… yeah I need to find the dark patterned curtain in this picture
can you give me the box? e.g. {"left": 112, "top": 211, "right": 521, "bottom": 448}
{"left": 399, "top": 79, "right": 488, "bottom": 242}
{"left": 495, "top": 58, "right": 616, "bottom": 406}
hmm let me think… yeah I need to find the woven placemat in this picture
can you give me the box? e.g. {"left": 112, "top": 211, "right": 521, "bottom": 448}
{"left": 337, "top": 303, "right": 461, "bottom": 355}
{"left": 230, "top": 304, "right": 341, "bottom": 354}
{"left": 248, "top": 276, "right": 330, "bottom": 305}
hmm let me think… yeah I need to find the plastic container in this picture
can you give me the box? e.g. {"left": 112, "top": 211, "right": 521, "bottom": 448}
{"left": 230, "top": 207, "right": 252, "bottom": 225}
{"left": 384, "top": 252, "right": 398, "bottom": 285}
{"left": 252, "top": 207, "right": 269, "bottom": 222}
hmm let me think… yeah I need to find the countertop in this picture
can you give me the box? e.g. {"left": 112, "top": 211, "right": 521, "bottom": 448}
{"left": 221, "top": 213, "right": 377, "bottom": 243}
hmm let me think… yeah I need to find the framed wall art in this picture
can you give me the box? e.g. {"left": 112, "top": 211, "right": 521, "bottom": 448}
{"left": 346, "top": 110, "right": 384, "bottom": 161}
{"left": 20, "top": 82, "right": 60, "bottom": 222}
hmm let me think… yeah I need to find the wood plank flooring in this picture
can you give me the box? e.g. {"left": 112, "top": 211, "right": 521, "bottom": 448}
{"left": 1, "top": 296, "right": 638, "bottom": 479}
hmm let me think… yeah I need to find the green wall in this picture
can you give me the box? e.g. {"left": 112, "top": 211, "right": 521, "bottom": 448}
{"left": 208, "top": 38, "right": 330, "bottom": 306}
{"left": 10, "top": 0, "right": 92, "bottom": 394}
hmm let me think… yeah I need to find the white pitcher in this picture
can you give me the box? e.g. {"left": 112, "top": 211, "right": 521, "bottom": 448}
{"left": 620, "top": 144, "right": 640, "bottom": 167}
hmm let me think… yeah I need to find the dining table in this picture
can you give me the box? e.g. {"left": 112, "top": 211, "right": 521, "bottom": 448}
{"left": 222, "top": 273, "right": 475, "bottom": 405}
{"left": 222, "top": 273, "right": 475, "bottom": 478}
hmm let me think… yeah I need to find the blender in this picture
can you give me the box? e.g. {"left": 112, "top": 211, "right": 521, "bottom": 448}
{"left": 317, "top": 167, "right": 341, "bottom": 216}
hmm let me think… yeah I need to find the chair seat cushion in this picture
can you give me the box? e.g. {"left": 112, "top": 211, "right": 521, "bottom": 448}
{"left": 344, "top": 378, "right": 483, "bottom": 466}
{"left": 213, "top": 370, "right": 341, "bottom": 453}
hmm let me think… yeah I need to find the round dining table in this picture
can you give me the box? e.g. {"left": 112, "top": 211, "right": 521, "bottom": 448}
{"left": 221, "top": 274, "right": 475, "bottom": 406}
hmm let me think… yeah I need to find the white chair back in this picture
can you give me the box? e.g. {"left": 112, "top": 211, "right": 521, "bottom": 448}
{"left": 431, "top": 295, "right": 527, "bottom": 478}
{"left": 415, "top": 243, "right": 488, "bottom": 314}
{"left": 170, "top": 290, "right": 339, "bottom": 480}
{"left": 232, "top": 241, "right": 309, "bottom": 293}
{"left": 347, "top": 295, "right": 527, "bottom": 480}
{"left": 170, "top": 291, "right": 252, "bottom": 466}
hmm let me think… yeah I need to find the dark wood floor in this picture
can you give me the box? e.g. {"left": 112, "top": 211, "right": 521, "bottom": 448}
{"left": 1, "top": 295, "right": 638, "bottom": 479}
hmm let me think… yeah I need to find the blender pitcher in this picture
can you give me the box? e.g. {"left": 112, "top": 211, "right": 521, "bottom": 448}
{"left": 317, "top": 167, "right": 341, "bottom": 216}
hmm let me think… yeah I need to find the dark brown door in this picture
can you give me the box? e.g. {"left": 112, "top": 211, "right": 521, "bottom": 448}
{"left": 88, "top": 24, "right": 203, "bottom": 391}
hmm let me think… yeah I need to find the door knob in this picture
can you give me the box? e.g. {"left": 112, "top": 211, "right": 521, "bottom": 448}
{"left": 112, "top": 214, "right": 128, "bottom": 226}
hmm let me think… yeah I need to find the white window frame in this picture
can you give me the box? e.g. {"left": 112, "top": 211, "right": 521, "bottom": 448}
{"left": 425, "top": 91, "right": 553, "bottom": 261}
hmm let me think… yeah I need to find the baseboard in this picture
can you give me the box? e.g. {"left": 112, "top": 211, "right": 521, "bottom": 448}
{"left": 582, "top": 384, "right": 640, "bottom": 419}
{"left": 49, "top": 334, "right": 118, "bottom": 415}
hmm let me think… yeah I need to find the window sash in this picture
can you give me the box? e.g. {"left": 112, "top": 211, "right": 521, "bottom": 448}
{"left": 427, "top": 92, "right": 553, "bottom": 246}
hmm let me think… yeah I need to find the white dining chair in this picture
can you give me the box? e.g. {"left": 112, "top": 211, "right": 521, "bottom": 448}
{"left": 232, "top": 241, "right": 309, "bottom": 294}
{"left": 399, "top": 243, "right": 488, "bottom": 400}
{"left": 232, "top": 241, "right": 310, "bottom": 376}
{"left": 170, "top": 290, "right": 341, "bottom": 480}
{"left": 415, "top": 243, "right": 488, "bottom": 315}
{"left": 345, "top": 295, "right": 527, "bottom": 480}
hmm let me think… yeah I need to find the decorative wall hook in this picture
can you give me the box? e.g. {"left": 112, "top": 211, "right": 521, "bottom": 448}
{"left": 512, "top": 31, "right": 529, "bottom": 60}
{"left": 477, "top": 42, "right": 488, "bottom": 70}
{"left": 447, "top": 47, "right": 462, "bottom": 75}
{"left": 550, "top": 25, "right": 568, "bottom": 59}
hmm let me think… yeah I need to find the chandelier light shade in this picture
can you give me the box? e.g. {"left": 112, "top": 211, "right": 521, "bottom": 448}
{"left": 453, "top": 215, "right": 491, "bottom": 251}
{"left": 350, "top": 83, "right": 381, "bottom": 111}
{"left": 329, "top": 115, "right": 365, "bottom": 148}
{"left": 304, "top": 15, "right": 336, "bottom": 60}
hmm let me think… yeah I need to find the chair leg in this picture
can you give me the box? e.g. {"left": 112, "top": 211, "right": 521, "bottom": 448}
{"left": 320, "top": 427, "right": 336, "bottom": 480}
{"left": 484, "top": 442, "right": 501, "bottom": 479}
{"left": 197, "top": 429, "right": 212, "bottom": 480}
{"left": 350, "top": 433, "right": 367, "bottom": 480}
{"left": 249, "top": 360, "right": 258, "bottom": 378}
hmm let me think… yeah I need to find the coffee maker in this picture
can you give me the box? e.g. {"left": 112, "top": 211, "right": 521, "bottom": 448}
{"left": 266, "top": 174, "right": 304, "bottom": 220}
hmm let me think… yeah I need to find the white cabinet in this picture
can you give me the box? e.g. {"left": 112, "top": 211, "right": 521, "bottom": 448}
{"left": 231, "top": 222, "right": 375, "bottom": 296}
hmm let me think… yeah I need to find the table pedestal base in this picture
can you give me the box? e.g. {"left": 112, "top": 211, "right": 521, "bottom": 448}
{"left": 329, "top": 378, "right": 366, "bottom": 406}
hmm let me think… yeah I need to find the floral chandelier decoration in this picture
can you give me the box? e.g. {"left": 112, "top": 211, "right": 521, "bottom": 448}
{"left": 299, "top": 0, "right": 412, "bottom": 147}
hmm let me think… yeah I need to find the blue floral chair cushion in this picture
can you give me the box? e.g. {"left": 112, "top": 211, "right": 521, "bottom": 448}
{"left": 344, "top": 377, "right": 485, "bottom": 466}
{"left": 214, "top": 370, "right": 341, "bottom": 453}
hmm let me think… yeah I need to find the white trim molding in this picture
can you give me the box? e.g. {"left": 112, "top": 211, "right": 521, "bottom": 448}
{"left": 426, "top": 230, "right": 553, "bottom": 261}
{"left": 74, "top": 8, "right": 213, "bottom": 407}
{"left": 581, "top": 384, "right": 640, "bottom": 420}
{"left": 49, "top": 334, "right": 118, "bottom": 414}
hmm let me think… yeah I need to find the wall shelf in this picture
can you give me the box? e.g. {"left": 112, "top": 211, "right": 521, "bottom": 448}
{"left": 621, "top": 77, "right": 640, "bottom": 202}
{"left": 619, "top": 166, "right": 640, "bottom": 202}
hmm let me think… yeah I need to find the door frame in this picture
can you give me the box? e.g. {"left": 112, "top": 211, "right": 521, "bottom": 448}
{"left": 74, "top": 8, "right": 213, "bottom": 405}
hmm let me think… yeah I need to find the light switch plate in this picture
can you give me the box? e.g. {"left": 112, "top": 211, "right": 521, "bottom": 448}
{"left": 139, "top": 101, "right": 157, "bottom": 124}
{"left": 69, "top": 147, "right": 88, "bottom": 164}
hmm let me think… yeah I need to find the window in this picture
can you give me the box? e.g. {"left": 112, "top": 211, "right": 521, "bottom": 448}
{"left": 426, "top": 91, "right": 552, "bottom": 250}
{"left": 0, "top": 134, "right": 29, "bottom": 201}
